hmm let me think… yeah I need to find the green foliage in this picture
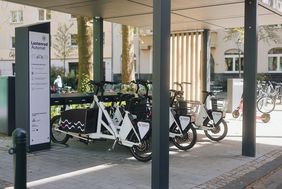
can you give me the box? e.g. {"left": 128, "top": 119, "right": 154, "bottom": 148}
{"left": 51, "top": 104, "right": 90, "bottom": 119}
{"left": 256, "top": 73, "right": 269, "bottom": 82}
{"left": 80, "top": 73, "right": 91, "bottom": 93}
{"left": 64, "top": 75, "right": 78, "bottom": 90}
{"left": 120, "top": 83, "right": 137, "bottom": 94}
{"left": 224, "top": 25, "right": 281, "bottom": 44}
{"left": 224, "top": 27, "right": 244, "bottom": 43}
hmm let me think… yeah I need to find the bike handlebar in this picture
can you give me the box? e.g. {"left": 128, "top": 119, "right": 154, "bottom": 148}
{"left": 131, "top": 79, "right": 152, "bottom": 97}
{"left": 173, "top": 82, "right": 191, "bottom": 92}
{"left": 88, "top": 80, "right": 119, "bottom": 95}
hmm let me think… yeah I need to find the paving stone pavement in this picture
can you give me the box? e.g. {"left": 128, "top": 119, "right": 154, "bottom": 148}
{"left": 1, "top": 104, "right": 282, "bottom": 189}
{"left": 246, "top": 164, "right": 282, "bottom": 189}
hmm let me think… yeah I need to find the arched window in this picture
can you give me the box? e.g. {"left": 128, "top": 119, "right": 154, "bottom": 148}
{"left": 224, "top": 49, "right": 244, "bottom": 72}
{"left": 268, "top": 48, "right": 282, "bottom": 72}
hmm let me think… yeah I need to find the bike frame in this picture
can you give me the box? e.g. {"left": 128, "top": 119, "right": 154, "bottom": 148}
{"left": 169, "top": 107, "right": 191, "bottom": 137}
{"left": 55, "top": 95, "right": 150, "bottom": 148}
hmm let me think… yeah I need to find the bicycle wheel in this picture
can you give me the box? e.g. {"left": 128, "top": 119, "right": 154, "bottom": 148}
{"left": 50, "top": 115, "right": 70, "bottom": 144}
{"left": 171, "top": 125, "right": 197, "bottom": 151}
{"left": 129, "top": 132, "right": 152, "bottom": 162}
{"left": 232, "top": 109, "right": 240, "bottom": 118}
{"left": 261, "top": 113, "right": 270, "bottom": 123}
{"left": 256, "top": 97, "right": 275, "bottom": 114}
{"left": 204, "top": 119, "right": 228, "bottom": 141}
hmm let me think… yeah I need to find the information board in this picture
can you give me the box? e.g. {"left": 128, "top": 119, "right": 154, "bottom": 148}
{"left": 29, "top": 31, "right": 50, "bottom": 145}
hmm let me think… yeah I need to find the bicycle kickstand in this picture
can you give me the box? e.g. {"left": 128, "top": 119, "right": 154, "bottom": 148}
{"left": 108, "top": 139, "right": 118, "bottom": 152}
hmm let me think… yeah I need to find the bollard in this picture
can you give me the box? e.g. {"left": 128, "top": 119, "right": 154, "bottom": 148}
{"left": 8, "top": 128, "right": 27, "bottom": 189}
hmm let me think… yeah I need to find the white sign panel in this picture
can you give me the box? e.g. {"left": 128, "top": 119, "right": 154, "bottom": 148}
{"left": 29, "top": 31, "right": 50, "bottom": 145}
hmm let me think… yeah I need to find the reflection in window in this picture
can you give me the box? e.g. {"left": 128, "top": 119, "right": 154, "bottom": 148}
{"left": 38, "top": 9, "right": 51, "bottom": 21}
{"left": 11, "top": 37, "right": 16, "bottom": 48}
{"left": 280, "top": 57, "right": 282, "bottom": 71}
{"left": 69, "top": 62, "right": 78, "bottom": 76}
{"left": 224, "top": 49, "right": 244, "bottom": 72}
{"left": 235, "top": 57, "right": 244, "bottom": 71}
{"left": 268, "top": 48, "right": 282, "bottom": 72}
{"left": 71, "top": 34, "right": 78, "bottom": 46}
{"left": 225, "top": 57, "right": 233, "bottom": 71}
{"left": 10, "top": 10, "right": 23, "bottom": 23}
{"left": 12, "top": 63, "right": 15, "bottom": 75}
{"left": 268, "top": 57, "right": 277, "bottom": 71}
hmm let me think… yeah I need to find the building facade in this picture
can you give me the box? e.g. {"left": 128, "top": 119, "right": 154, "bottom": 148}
{"left": 1, "top": 1, "right": 282, "bottom": 90}
{"left": 0, "top": 1, "right": 112, "bottom": 79}
{"left": 212, "top": 27, "right": 282, "bottom": 90}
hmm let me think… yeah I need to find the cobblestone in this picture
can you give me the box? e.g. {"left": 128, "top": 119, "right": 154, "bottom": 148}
{"left": 193, "top": 148, "right": 282, "bottom": 189}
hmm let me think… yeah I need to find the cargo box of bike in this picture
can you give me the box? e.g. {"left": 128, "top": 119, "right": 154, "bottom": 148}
{"left": 60, "top": 108, "right": 98, "bottom": 134}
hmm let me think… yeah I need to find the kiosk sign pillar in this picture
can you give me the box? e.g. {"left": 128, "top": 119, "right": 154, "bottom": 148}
{"left": 15, "top": 22, "right": 50, "bottom": 151}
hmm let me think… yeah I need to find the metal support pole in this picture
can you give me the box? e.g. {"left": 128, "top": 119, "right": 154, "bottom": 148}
{"left": 152, "top": 0, "right": 171, "bottom": 189}
{"left": 201, "top": 29, "right": 211, "bottom": 101}
{"left": 93, "top": 17, "right": 104, "bottom": 82}
{"left": 9, "top": 128, "right": 27, "bottom": 189}
{"left": 242, "top": 0, "right": 258, "bottom": 157}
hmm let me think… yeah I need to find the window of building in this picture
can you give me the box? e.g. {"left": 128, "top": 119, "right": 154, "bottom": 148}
{"left": 268, "top": 48, "right": 282, "bottom": 72}
{"left": 69, "top": 62, "right": 78, "bottom": 76}
{"left": 71, "top": 34, "right": 78, "bottom": 46}
{"left": 10, "top": 10, "right": 23, "bottom": 23}
{"left": 38, "top": 9, "right": 51, "bottom": 21}
{"left": 11, "top": 37, "right": 16, "bottom": 48}
{"left": 224, "top": 49, "right": 244, "bottom": 72}
{"left": 12, "top": 63, "right": 16, "bottom": 75}
{"left": 133, "top": 54, "right": 137, "bottom": 72}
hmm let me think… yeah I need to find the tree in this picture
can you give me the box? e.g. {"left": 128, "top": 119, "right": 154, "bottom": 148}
{"left": 53, "top": 23, "right": 75, "bottom": 75}
{"left": 121, "top": 25, "right": 135, "bottom": 83}
{"left": 76, "top": 16, "right": 93, "bottom": 92}
{"left": 224, "top": 25, "right": 281, "bottom": 44}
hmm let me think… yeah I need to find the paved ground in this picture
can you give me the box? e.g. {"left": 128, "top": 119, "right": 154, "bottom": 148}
{"left": 1, "top": 104, "right": 282, "bottom": 189}
{"left": 246, "top": 163, "right": 282, "bottom": 189}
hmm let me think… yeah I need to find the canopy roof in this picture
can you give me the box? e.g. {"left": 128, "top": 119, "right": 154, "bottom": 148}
{"left": 5, "top": 0, "right": 282, "bottom": 31}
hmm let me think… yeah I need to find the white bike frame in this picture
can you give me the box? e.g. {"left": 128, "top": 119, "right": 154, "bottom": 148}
{"left": 187, "top": 100, "right": 223, "bottom": 130}
{"left": 56, "top": 95, "right": 150, "bottom": 148}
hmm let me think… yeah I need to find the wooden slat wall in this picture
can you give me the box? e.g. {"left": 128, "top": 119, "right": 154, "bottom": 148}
{"left": 170, "top": 32, "right": 203, "bottom": 101}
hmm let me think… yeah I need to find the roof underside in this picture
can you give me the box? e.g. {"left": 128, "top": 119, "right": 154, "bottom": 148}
{"left": 5, "top": 0, "right": 282, "bottom": 31}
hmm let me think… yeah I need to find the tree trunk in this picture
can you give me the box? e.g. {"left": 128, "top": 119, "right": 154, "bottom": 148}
{"left": 121, "top": 25, "right": 135, "bottom": 83}
{"left": 77, "top": 16, "right": 93, "bottom": 92}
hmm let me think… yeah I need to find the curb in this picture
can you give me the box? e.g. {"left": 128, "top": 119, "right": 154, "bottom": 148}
{"left": 192, "top": 148, "right": 282, "bottom": 189}
{"left": 222, "top": 155, "right": 282, "bottom": 189}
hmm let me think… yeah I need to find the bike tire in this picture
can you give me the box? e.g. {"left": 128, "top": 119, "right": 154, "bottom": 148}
{"left": 204, "top": 119, "right": 228, "bottom": 141}
{"left": 129, "top": 132, "right": 152, "bottom": 162}
{"left": 256, "top": 97, "right": 275, "bottom": 114}
{"left": 50, "top": 115, "right": 70, "bottom": 144}
{"left": 171, "top": 125, "right": 197, "bottom": 151}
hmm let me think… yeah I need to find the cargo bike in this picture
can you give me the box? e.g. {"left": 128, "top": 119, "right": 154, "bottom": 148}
{"left": 50, "top": 81, "right": 152, "bottom": 162}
